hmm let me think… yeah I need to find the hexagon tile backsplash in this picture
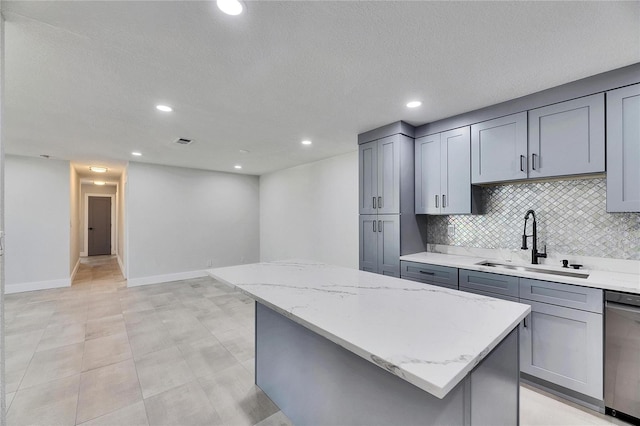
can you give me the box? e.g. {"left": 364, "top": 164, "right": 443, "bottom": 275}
{"left": 426, "top": 178, "right": 640, "bottom": 260}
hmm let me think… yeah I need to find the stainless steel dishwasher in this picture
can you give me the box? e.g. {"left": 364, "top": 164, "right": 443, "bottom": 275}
{"left": 605, "top": 291, "right": 640, "bottom": 424}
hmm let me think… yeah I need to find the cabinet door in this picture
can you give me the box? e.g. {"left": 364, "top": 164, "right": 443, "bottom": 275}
{"left": 400, "top": 261, "right": 458, "bottom": 288}
{"left": 606, "top": 83, "right": 640, "bottom": 212}
{"left": 441, "top": 126, "right": 471, "bottom": 214}
{"left": 459, "top": 269, "right": 519, "bottom": 298}
{"left": 377, "top": 136, "right": 400, "bottom": 214}
{"left": 415, "top": 134, "right": 441, "bottom": 214}
{"left": 359, "top": 216, "right": 378, "bottom": 273}
{"left": 471, "top": 112, "right": 528, "bottom": 184}
{"left": 528, "top": 94, "right": 605, "bottom": 178}
{"left": 359, "top": 141, "right": 378, "bottom": 214}
{"left": 520, "top": 300, "right": 603, "bottom": 399}
{"left": 377, "top": 215, "right": 400, "bottom": 277}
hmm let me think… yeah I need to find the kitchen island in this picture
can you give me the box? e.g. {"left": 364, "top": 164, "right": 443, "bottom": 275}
{"left": 209, "top": 260, "right": 530, "bottom": 425}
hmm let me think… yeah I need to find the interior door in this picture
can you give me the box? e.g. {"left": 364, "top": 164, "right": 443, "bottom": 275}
{"left": 88, "top": 196, "right": 111, "bottom": 256}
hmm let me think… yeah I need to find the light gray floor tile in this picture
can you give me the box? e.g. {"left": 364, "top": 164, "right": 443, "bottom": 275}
{"left": 135, "top": 346, "right": 195, "bottom": 398}
{"left": 144, "top": 381, "right": 223, "bottom": 426}
{"left": 82, "top": 332, "right": 133, "bottom": 371}
{"left": 6, "top": 392, "right": 16, "bottom": 411}
{"left": 20, "top": 342, "right": 84, "bottom": 389}
{"left": 254, "top": 411, "right": 294, "bottom": 426}
{"left": 85, "top": 314, "right": 127, "bottom": 340}
{"left": 5, "top": 311, "right": 52, "bottom": 335}
{"left": 77, "top": 359, "right": 143, "bottom": 424}
{"left": 178, "top": 336, "right": 239, "bottom": 379}
{"left": 128, "top": 325, "right": 175, "bottom": 361}
{"left": 199, "top": 363, "right": 279, "bottom": 425}
{"left": 37, "top": 322, "right": 86, "bottom": 352}
{"left": 7, "top": 374, "right": 80, "bottom": 426}
{"left": 77, "top": 400, "right": 149, "bottom": 426}
{"left": 5, "top": 329, "right": 43, "bottom": 372}
{"left": 214, "top": 326, "right": 255, "bottom": 363}
{"left": 5, "top": 369, "right": 26, "bottom": 394}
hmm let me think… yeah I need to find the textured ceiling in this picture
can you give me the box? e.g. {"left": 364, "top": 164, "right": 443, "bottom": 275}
{"left": 3, "top": 1, "right": 639, "bottom": 176}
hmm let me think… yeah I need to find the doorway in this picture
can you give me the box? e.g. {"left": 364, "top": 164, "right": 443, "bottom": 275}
{"left": 88, "top": 196, "right": 111, "bottom": 256}
{"left": 80, "top": 192, "right": 118, "bottom": 257}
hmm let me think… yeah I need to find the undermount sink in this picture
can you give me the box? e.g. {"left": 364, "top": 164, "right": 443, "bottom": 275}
{"left": 476, "top": 261, "right": 590, "bottom": 279}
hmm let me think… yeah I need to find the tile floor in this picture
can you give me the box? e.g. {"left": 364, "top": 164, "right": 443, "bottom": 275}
{"left": 3, "top": 256, "right": 632, "bottom": 425}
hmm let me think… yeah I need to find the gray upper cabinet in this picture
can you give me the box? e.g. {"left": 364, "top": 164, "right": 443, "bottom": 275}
{"left": 471, "top": 112, "right": 528, "bottom": 184}
{"left": 415, "top": 133, "right": 441, "bottom": 214}
{"left": 606, "top": 83, "right": 640, "bottom": 212}
{"left": 528, "top": 94, "right": 605, "bottom": 179}
{"left": 415, "top": 126, "right": 473, "bottom": 215}
{"left": 359, "top": 136, "right": 400, "bottom": 215}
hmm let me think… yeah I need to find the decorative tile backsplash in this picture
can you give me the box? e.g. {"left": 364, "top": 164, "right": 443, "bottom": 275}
{"left": 426, "top": 178, "right": 640, "bottom": 260}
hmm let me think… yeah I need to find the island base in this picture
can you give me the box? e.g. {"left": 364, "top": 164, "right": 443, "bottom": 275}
{"left": 255, "top": 302, "right": 520, "bottom": 425}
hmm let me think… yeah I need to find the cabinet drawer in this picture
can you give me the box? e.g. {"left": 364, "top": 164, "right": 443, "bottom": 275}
{"left": 519, "top": 278, "right": 603, "bottom": 313}
{"left": 459, "top": 269, "right": 519, "bottom": 298}
{"left": 459, "top": 286, "right": 519, "bottom": 303}
{"left": 400, "top": 261, "right": 458, "bottom": 289}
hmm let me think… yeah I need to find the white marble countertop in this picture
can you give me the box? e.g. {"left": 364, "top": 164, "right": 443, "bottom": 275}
{"left": 208, "top": 260, "right": 530, "bottom": 399}
{"left": 400, "top": 252, "right": 640, "bottom": 295}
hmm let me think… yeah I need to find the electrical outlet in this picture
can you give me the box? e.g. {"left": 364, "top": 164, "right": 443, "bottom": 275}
{"left": 447, "top": 225, "right": 455, "bottom": 237}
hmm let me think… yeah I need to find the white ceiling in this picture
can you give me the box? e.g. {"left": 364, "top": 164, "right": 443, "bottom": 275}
{"left": 3, "top": 1, "right": 639, "bottom": 176}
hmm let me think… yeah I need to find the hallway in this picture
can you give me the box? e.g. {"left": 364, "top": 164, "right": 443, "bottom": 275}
{"left": 4, "top": 256, "right": 288, "bottom": 425}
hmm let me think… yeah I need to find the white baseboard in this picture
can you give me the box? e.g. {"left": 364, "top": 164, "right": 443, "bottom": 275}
{"left": 117, "top": 255, "right": 126, "bottom": 279}
{"left": 127, "top": 270, "right": 207, "bottom": 287}
{"left": 80, "top": 251, "right": 87, "bottom": 257}
{"left": 5, "top": 277, "right": 71, "bottom": 294}
{"left": 70, "top": 259, "right": 81, "bottom": 282}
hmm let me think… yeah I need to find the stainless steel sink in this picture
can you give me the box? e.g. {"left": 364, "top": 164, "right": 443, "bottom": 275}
{"left": 476, "top": 261, "right": 590, "bottom": 279}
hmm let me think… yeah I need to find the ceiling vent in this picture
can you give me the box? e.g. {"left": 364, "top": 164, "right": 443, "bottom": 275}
{"left": 173, "top": 138, "right": 193, "bottom": 146}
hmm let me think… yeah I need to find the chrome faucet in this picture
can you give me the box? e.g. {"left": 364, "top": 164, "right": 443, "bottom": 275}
{"left": 521, "top": 209, "right": 547, "bottom": 264}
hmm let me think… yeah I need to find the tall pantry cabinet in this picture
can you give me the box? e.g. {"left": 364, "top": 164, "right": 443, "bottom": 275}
{"left": 358, "top": 122, "right": 425, "bottom": 277}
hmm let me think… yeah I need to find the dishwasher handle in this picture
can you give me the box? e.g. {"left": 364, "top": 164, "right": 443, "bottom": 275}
{"left": 606, "top": 300, "right": 640, "bottom": 315}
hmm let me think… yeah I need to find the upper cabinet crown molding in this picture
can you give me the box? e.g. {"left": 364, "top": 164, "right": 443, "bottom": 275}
{"left": 606, "top": 83, "right": 640, "bottom": 212}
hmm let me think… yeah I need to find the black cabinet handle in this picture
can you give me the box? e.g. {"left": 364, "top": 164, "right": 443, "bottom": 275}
{"left": 532, "top": 153, "right": 538, "bottom": 170}
{"left": 442, "top": 194, "right": 446, "bottom": 208}
{"left": 378, "top": 196, "right": 382, "bottom": 208}
{"left": 520, "top": 155, "right": 526, "bottom": 172}
{"left": 372, "top": 221, "right": 376, "bottom": 232}
{"left": 372, "top": 197, "right": 376, "bottom": 209}
{"left": 88, "top": 227, "right": 94, "bottom": 230}
{"left": 419, "top": 270, "right": 435, "bottom": 275}
{"left": 378, "top": 220, "right": 382, "bottom": 233}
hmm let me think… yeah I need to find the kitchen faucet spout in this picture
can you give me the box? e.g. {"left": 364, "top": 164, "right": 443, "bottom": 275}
{"left": 521, "top": 209, "right": 547, "bottom": 264}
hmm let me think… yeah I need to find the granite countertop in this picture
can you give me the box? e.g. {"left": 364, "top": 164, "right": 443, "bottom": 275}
{"left": 208, "top": 260, "right": 529, "bottom": 399}
{"left": 400, "top": 252, "right": 640, "bottom": 294}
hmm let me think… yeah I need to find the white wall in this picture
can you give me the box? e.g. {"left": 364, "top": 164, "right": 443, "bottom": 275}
{"left": 69, "top": 164, "right": 80, "bottom": 277}
{"left": 5, "top": 155, "right": 70, "bottom": 292}
{"left": 126, "top": 162, "right": 259, "bottom": 286}
{"left": 117, "top": 167, "right": 127, "bottom": 277}
{"left": 260, "top": 151, "right": 359, "bottom": 268}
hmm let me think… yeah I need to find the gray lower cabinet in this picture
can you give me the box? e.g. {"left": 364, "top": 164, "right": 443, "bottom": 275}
{"left": 606, "top": 83, "right": 640, "bottom": 212}
{"left": 471, "top": 112, "right": 528, "bottom": 184}
{"left": 459, "top": 269, "right": 519, "bottom": 299}
{"left": 415, "top": 126, "right": 476, "bottom": 215}
{"left": 359, "top": 215, "right": 400, "bottom": 277}
{"left": 528, "top": 93, "right": 605, "bottom": 178}
{"left": 400, "top": 261, "right": 458, "bottom": 289}
{"left": 519, "top": 300, "right": 603, "bottom": 400}
{"left": 457, "top": 269, "right": 605, "bottom": 401}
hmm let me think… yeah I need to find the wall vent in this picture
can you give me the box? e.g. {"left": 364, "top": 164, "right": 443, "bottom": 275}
{"left": 173, "top": 138, "right": 193, "bottom": 145}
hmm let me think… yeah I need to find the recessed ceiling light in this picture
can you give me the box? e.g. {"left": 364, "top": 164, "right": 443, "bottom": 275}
{"left": 156, "top": 105, "right": 173, "bottom": 112}
{"left": 89, "top": 166, "right": 108, "bottom": 173}
{"left": 94, "top": 181, "right": 106, "bottom": 186}
{"left": 301, "top": 140, "right": 312, "bottom": 146}
{"left": 406, "top": 101, "right": 422, "bottom": 108}
{"left": 234, "top": 165, "right": 242, "bottom": 169}
{"left": 217, "top": 0, "right": 243, "bottom": 15}
{"left": 239, "top": 149, "right": 249, "bottom": 154}
{"left": 131, "top": 151, "right": 142, "bottom": 156}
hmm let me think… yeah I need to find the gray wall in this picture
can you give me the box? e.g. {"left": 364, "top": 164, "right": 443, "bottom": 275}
{"left": 126, "top": 162, "right": 260, "bottom": 284}
{"left": 426, "top": 177, "right": 640, "bottom": 260}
